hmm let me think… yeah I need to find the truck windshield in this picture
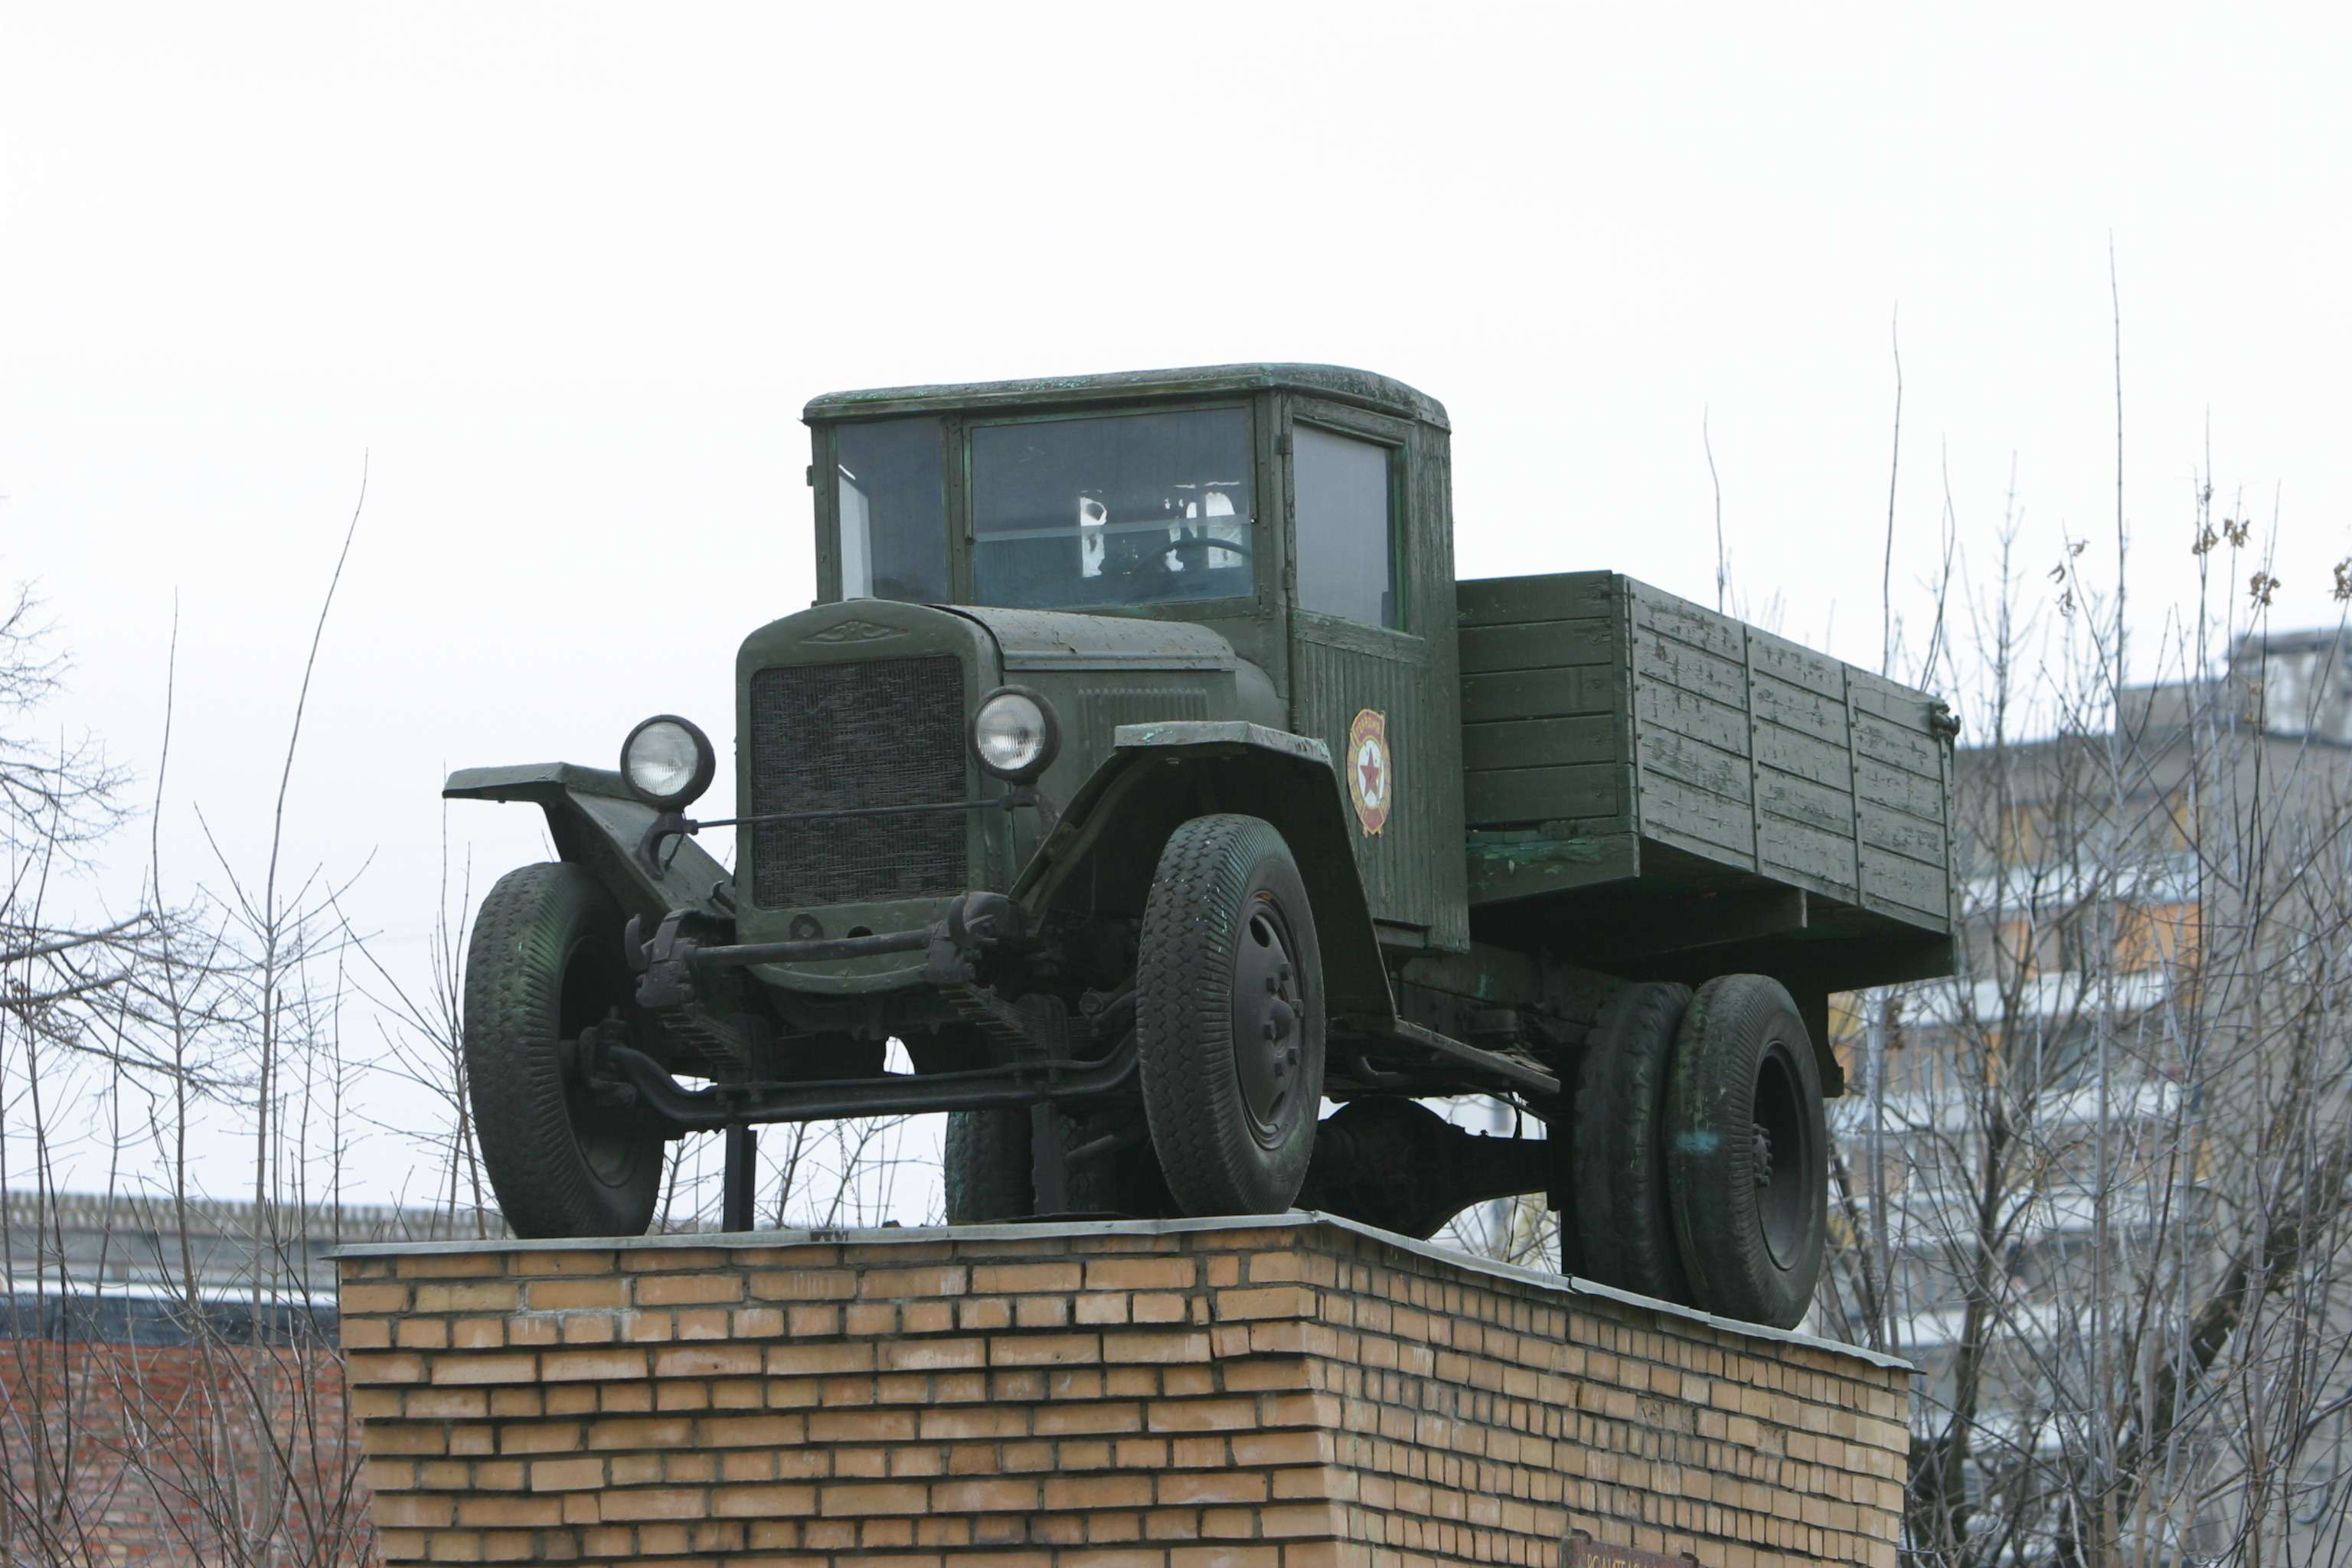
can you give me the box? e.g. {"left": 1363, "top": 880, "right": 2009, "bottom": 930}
{"left": 971, "top": 408, "right": 1254, "bottom": 610}
{"left": 837, "top": 416, "right": 950, "bottom": 603}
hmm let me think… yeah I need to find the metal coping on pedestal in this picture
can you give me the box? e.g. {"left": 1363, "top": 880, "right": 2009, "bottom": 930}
{"left": 328, "top": 1209, "right": 1913, "bottom": 1374}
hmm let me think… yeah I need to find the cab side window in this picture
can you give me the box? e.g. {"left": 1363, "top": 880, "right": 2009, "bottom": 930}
{"left": 1293, "top": 425, "right": 1398, "bottom": 629}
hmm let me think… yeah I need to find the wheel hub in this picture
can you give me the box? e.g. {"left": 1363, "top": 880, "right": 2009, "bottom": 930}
{"left": 559, "top": 990, "right": 651, "bottom": 1188}
{"left": 1751, "top": 1044, "right": 1809, "bottom": 1269}
{"left": 1232, "top": 902, "right": 1305, "bottom": 1147}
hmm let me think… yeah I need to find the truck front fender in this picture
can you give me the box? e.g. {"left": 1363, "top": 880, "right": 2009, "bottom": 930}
{"left": 1013, "top": 722, "right": 1393, "bottom": 1023}
{"left": 443, "top": 763, "right": 734, "bottom": 927}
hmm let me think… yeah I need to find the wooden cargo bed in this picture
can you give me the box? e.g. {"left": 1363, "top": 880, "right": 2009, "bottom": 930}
{"left": 1455, "top": 571, "right": 1958, "bottom": 999}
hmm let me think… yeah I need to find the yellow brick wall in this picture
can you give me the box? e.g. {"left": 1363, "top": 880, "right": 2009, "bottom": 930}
{"left": 336, "top": 1217, "right": 1909, "bottom": 1568}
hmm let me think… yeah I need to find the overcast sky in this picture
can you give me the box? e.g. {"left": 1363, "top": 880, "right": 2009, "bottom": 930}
{"left": 4, "top": 5, "right": 2347, "bottom": 1206}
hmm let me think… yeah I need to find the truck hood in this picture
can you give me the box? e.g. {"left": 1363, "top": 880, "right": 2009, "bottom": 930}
{"left": 938, "top": 605, "right": 1240, "bottom": 676}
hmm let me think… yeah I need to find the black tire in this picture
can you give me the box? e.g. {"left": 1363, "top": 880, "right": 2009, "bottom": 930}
{"left": 463, "top": 862, "right": 665, "bottom": 1239}
{"left": 1571, "top": 981, "right": 1694, "bottom": 1302}
{"left": 1665, "top": 974, "right": 1828, "bottom": 1329}
{"left": 1137, "top": 815, "right": 1325, "bottom": 1216}
{"left": 942, "top": 1106, "right": 1168, "bottom": 1222}
{"left": 942, "top": 1109, "right": 1031, "bottom": 1223}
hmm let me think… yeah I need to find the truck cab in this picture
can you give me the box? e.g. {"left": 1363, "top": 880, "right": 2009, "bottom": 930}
{"left": 790, "top": 363, "right": 1464, "bottom": 956}
{"left": 447, "top": 363, "right": 1958, "bottom": 1332}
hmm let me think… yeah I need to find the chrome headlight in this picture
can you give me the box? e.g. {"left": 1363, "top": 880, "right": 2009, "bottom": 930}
{"left": 620, "top": 714, "right": 716, "bottom": 808}
{"left": 971, "top": 687, "right": 1060, "bottom": 782}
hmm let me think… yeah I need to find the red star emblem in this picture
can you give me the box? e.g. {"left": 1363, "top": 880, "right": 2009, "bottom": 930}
{"left": 1346, "top": 708, "right": 1391, "bottom": 836}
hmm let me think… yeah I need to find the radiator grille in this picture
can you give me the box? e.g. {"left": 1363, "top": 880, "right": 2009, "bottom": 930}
{"left": 747, "top": 655, "right": 969, "bottom": 908}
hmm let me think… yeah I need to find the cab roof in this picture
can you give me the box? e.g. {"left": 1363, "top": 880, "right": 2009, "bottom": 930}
{"left": 802, "top": 362, "right": 1448, "bottom": 432}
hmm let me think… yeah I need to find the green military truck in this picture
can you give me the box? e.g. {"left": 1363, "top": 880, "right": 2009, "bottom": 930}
{"left": 450, "top": 363, "right": 1957, "bottom": 1328}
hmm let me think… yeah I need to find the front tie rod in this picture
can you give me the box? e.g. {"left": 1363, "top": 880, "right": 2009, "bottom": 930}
{"left": 628, "top": 893, "right": 1027, "bottom": 1010}
{"left": 596, "top": 1030, "right": 1137, "bottom": 1132}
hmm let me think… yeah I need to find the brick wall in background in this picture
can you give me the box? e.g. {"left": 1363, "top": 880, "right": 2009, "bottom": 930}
{"left": 2, "top": 1192, "right": 479, "bottom": 1565}
{"left": 0, "top": 1334, "right": 371, "bottom": 1564}
{"left": 335, "top": 1216, "right": 1911, "bottom": 1568}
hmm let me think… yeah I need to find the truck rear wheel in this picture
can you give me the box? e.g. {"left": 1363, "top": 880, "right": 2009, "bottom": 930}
{"left": 1665, "top": 974, "right": 1827, "bottom": 1328}
{"left": 1571, "top": 981, "right": 1694, "bottom": 1303}
{"left": 942, "top": 1107, "right": 1161, "bottom": 1221}
{"left": 463, "top": 862, "right": 665, "bottom": 1239}
{"left": 1136, "top": 815, "right": 1325, "bottom": 1216}
{"left": 942, "top": 1109, "right": 1031, "bottom": 1223}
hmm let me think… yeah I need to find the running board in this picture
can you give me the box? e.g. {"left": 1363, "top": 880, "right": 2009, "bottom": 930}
{"left": 1339, "top": 1017, "right": 1562, "bottom": 1098}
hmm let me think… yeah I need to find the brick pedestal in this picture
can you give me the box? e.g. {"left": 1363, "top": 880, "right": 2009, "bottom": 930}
{"left": 335, "top": 1215, "right": 1909, "bottom": 1568}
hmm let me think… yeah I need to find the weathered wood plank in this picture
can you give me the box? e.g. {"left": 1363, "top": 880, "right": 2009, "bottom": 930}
{"left": 1860, "top": 844, "right": 1950, "bottom": 921}
{"left": 1635, "top": 632, "right": 1746, "bottom": 707}
{"left": 1639, "top": 730, "right": 1753, "bottom": 805}
{"left": 1638, "top": 681, "right": 1748, "bottom": 755}
{"left": 1462, "top": 714, "right": 1621, "bottom": 772}
{"left": 1752, "top": 671, "right": 1849, "bottom": 746}
{"left": 1854, "top": 712, "right": 1942, "bottom": 779}
{"left": 1757, "top": 766, "right": 1855, "bottom": 839}
{"left": 1752, "top": 721, "right": 1850, "bottom": 789}
{"left": 1460, "top": 618, "right": 1615, "bottom": 674}
{"left": 1465, "top": 763, "right": 1621, "bottom": 825}
{"left": 1859, "top": 802, "right": 1947, "bottom": 867}
{"left": 1465, "top": 828, "right": 1641, "bottom": 905}
{"left": 1747, "top": 628, "right": 1846, "bottom": 700}
{"left": 1849, "top": 668, "right": 1943, "bottom": 728}
{"left": 1456, "top": 572, "right": 1619, "bottom": 627}
{"left": 1630, "top": 586, "right": 1746, "bottom": 662}
{"left": 1855, "top": 753, "right": 1945, "bottom": 818}
{"left": 1638, "top": 772, "right": 1756, "bottom": 861}
{"left": 1462, "top": 665, "right": 1622, "bottom": 724}
{"left": 1759, "top": 814, "right": 1859, "bottom": 897}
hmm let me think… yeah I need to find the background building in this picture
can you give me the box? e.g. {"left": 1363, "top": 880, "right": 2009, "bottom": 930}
{"left": 2, "top": 1192, "right": 488, "bottom": 1566}
{"left": 1831, "top": 627, "right": 2352, "bottom": 1565}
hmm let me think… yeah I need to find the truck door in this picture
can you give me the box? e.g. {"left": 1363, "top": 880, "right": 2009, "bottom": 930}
{"left": 1282, "top": 397, "right": 1466, "bottom": 953}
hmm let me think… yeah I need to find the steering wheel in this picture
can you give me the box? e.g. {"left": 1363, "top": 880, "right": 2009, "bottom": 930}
{"left": 1171, "top": 531, "right": 1252, "bottom": 567}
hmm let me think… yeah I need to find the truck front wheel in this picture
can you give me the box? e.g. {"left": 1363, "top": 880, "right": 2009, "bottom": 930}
{"left": 1136, "top": 815, "right": 1325, "bottom": 1216}
{"left": 462, "top": 862, "right": 666, "bottom": 1239}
